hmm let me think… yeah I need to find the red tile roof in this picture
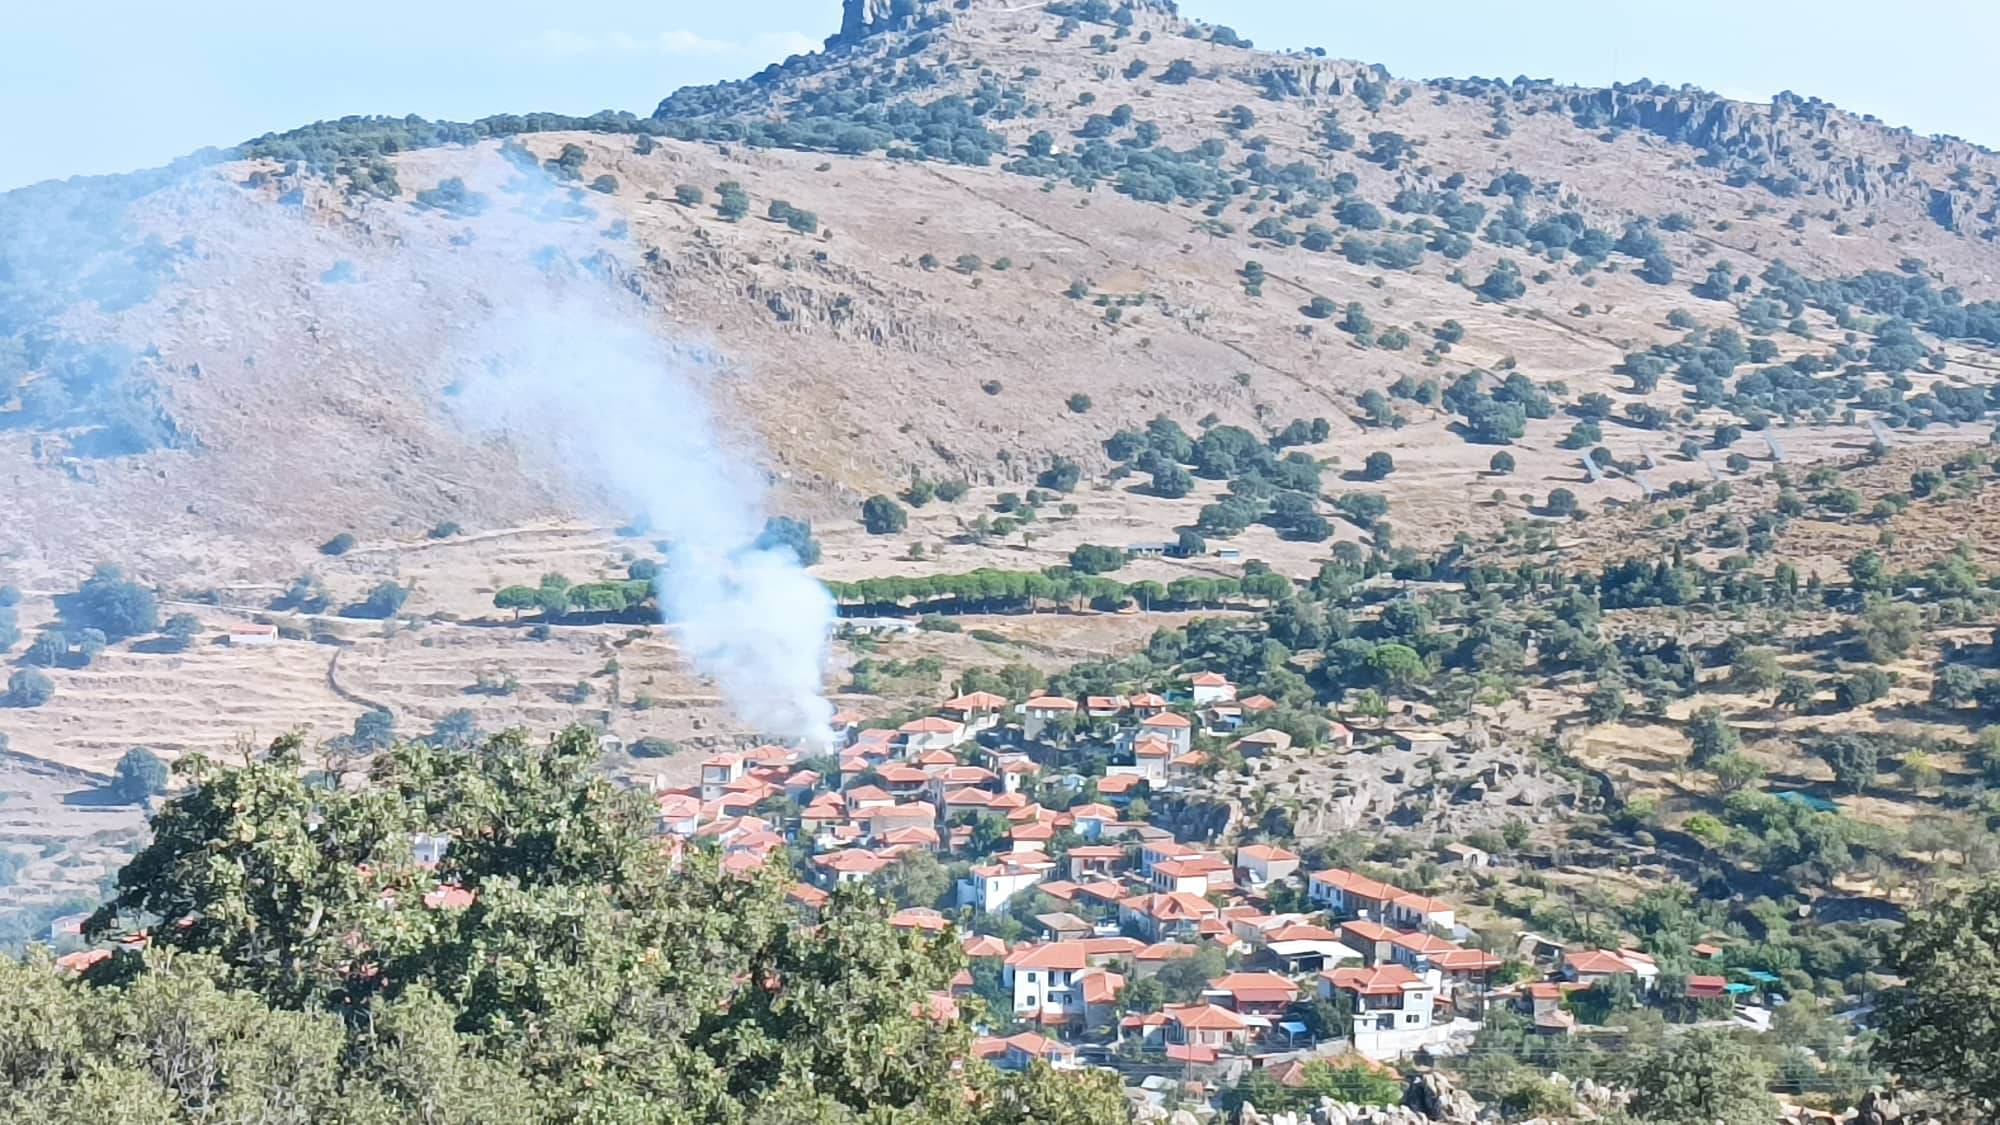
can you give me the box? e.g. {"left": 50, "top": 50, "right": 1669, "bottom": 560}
{"left": 1165, "top": 1002, "right": 1247, "bottom": 1031}
{"left": 1005, "top": 942, "right": 1090, "bottom": 971}
{"left": 1207, "top": 971, "right": 1300, "bottom": 1003}
{"left": 900, "top": 716, "right": 962, "bottom": 734}
{"left": 1322, "top": 964, "right": 1424, "bottom": 997}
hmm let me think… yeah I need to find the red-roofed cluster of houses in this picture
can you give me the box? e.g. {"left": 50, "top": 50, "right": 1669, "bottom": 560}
{"left": 646, "top": 675, "right": 1286, "bottom": 889}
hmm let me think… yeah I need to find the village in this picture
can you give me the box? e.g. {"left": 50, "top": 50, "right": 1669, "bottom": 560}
{"left": 634, "top": 673, "right": 1777, "bottom": 1114}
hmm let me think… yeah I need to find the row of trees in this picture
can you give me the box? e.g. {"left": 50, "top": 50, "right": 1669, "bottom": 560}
{"left": 825, "top": 567, "right": 1293, "bottom": 615}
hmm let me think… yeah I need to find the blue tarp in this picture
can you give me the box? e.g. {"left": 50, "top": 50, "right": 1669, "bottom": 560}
{"left": 1774, "top": 791, "right": 1838, "bottom": 812}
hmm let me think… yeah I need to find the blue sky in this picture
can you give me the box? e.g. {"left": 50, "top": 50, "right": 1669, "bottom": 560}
{"left": 4, "top": 1, "right": 1992, "bottom": 190}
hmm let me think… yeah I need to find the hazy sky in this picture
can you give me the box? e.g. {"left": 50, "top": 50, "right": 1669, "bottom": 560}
{"left": 4, "top": 1, "right": 1993, "bottom": 190}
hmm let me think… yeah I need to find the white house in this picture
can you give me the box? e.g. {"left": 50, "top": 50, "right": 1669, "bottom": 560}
{"left": 1003, "top": 943, "right": 1092, "bottom": 1018}
{"left": 1391, "top": 730, "right": 1453, "bottom": 754}
{"left": 1233, "top": 844, "right": 1301, "bottom": 888}
{"left": 1136, "top": 711, "right": 1193, "bottom": 755}
{"left": 1308, "top": 868, "right": 1400, "bottom": 919}
{"left": 899, "top": 716, "right": 966, "bottom": 753}
{"left": 1560, "top": 949, "right": 1660, "bottom": 990}
{"left": 699, "top": 754, "right": 745, "bottom": 801}
{"left": 226, "top": 622, "right": 279, "bottom": 647}
{"left": 941, "top": 691, "right": 1009, "bottom": 733}
{"left": 411, "top": 832, "right": 452, "bottom": 867}
{"left": 1188, "top": 672, "right": 1237, "bottom": 706}
{"left": 1320, "top": 964, "right": 1437, "bottom": 1029}
{"left": 959, "top": 857, "right": 1052, "bottom": 912}
{"left": 1385, "top": 892, "right": 1457, "bottom": 933}
{"left": 1021, "top": 696, "right": 1078, "bottom": 741}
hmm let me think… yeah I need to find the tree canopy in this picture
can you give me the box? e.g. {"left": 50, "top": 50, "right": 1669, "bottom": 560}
{"left": 17, "top": 727, "right": 1129, "bottom": 1124}
{"left": 1876, "top": 882, "right": 2000, "bottom": 1112}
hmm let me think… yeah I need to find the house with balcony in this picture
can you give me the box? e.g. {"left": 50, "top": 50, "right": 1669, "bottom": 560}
{"left": 1136, "top": 711, "right": 1193, "bottom": 755}
{"left": 1002, "top": 943, "right": 1126, "bottom": 1029}
{"left": 1318, "top": 964, "right": 1440, "bottom": 1055}
{"left": 699, "top": 754, "right": 745, "bottom": 801}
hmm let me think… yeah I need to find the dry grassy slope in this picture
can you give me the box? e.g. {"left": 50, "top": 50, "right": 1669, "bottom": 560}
{"left": 4, "top": 0, "right": 2000, "bottom": 777}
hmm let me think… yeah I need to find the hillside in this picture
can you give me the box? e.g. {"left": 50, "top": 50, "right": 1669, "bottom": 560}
{"left": 4, "top": 0, "right": 2000, "bottom": 948}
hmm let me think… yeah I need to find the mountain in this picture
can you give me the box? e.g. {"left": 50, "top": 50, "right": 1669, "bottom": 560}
{"left": 1, "top": 0, "right": 1999, "bottom": 824}
{"left": 5, "top": 0, "right": 1999, "bottom": 575}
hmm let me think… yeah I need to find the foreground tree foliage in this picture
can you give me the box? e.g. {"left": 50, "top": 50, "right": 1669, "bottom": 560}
{"left": 1876, "top": 882, "right": 2000, "bottom": 1114}
{"left": 0, "top": 728, "right": 1130, "bottom": 1123}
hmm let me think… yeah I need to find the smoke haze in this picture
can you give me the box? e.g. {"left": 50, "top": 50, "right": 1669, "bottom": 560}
{"left": 422, "top": 157, "right": 838, "bottom": 746}
{"left": 447, "top": 292, "right": 837, "bottom": 746}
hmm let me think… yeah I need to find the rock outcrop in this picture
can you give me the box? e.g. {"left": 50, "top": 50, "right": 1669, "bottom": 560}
{"left": 1401, "top": 1071, "right": 1480, "bottom": 1124}
{"left": 837, "top": 0, "right": 921, "bottom": 44}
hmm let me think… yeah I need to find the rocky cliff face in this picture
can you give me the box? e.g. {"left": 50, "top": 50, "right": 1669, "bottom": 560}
{"left": 837, "top": 0, "right": 923, "bottom": 44}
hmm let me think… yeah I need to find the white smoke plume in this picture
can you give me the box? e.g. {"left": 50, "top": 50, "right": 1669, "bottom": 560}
{"left": 447, "top": 293, "right": 836, "bottom": 747}
{"left": 424, "top": 157, "right": 837, "bottom": 747}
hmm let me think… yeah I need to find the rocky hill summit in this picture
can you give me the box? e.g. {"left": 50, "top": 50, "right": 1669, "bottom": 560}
{"left": 2, "top": 0, "right": 1998, "bottom": 582}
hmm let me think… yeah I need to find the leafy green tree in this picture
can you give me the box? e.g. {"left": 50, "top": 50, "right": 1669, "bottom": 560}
{"left": 1877, "top": 882, "right": 2000, "bottom": 1111}
{"left": 111, "top": 747, "right": 170, "bottom": 803}
{"left": 1685, "top": 706, "right": 1739, "bottom": 765}
{"left": 876, "top": 850, "right": 950, "bottom": 910}
{"left": 1932, "top": 663, "right": 1983, "bottom": 707}
{"left": 1707, "top": 752, "right": 1764, "bottom": 795}
{"left": 6, "top": 668, "right": 53, "bottom": 707}
{"left": 353, "top": 708, "right": 396, "bottom": 752}
{"left": 160, "top": 612, "right": 202, "bottom": 651}
{"left": 1638, "top": 253, "right": 1677, "bottom": 286}
{"left": 1368, "top": 643, "right": 1427, "bottom": 690}
{"left": 69, "top": 727, "right": 1122, "bottom": 1122}
{"left": 26, "top": 630, "right": 67, "bottom": 667}
{"left": 1729, "top": 648, "right": 1784, "bottom": 694}
{"left": 1585, "top": 678, "right": 1627, "bottom": 723}
{"left": 1478, "top": 261, "right": 1525, "bottom": 301}
{"left": 357, "top": 581, "right": 409, "bottom": 620}
{"left": 861, "top": 495, "right": 908, "bottom": 535}
{"left": 70, "top": 565, "right": 158, "bottom": 640}
{"left": 1488, "top": 451, "right": 1515, "bottom": 474}
{"left": 426, "top": 709, "right": 480, "bottom": 750}
{"left": 755, "top": 516, "right": 821, "bottom": 565}
{"left": 1067, "top": 545, "right": 1127, "bottom": 575}
{"left": 1363, "top": 451, "right": 1395, "bottom": 480}
{"left": 1624, "top": 1030, "right": 1776, "bottom": 1124}
{"left": 1037, "top": 458, "right": 1082, "bottom": 492}
{"left": 1817, "top": 734, "right": 1880, "bottom": 793}
{"left": 1544, "top": 488, "right": 1578, "bottom": 517}
{"left": 1150, "top": 463, "right": 1193, "bottom": 499}
{"left": 1855, "top": 601, "right": 1921, "bottom": 662}
{"left": 321, "top": 532, "right": 357, "bottom": 556}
